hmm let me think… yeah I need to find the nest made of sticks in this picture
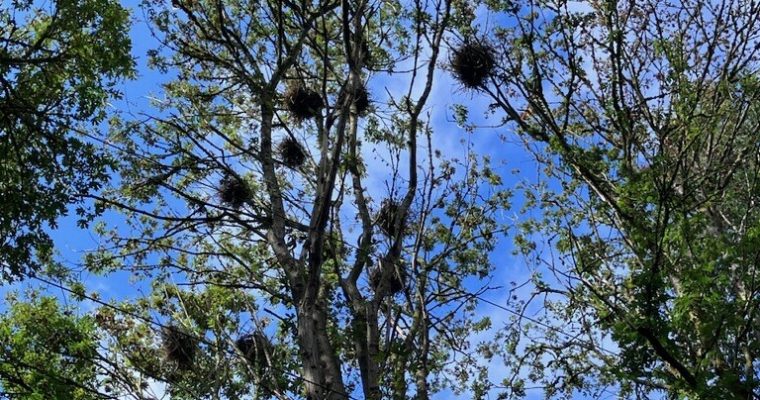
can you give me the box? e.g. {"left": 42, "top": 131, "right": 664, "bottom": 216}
{"left": 377, "top": 199, "right": 404, "bottom": 237}
{"left": 361, "top": 41, "right": 372, "bottom": 66}
{"left": 278, "top": 137, "right": 306, "bottom": 168}
{"left": 369, "top": 261, "right": 406, "bottom": 295}
{"left": 339, "top": 84, "right": 371, "bottom": 115}
{"left": 219, "top": 175, "right": 251, "bottom": 208}
{"left": 451, "top": 41, "right": 496, "bottom": 89}
{"left": 161, "top": 325, "right": 197, "bottom": 370}
{"left": 283, "top": 85, "right": 324, "bottom": 121}
{"left": 235, "top": 332, "right": 272, "bottom": 374}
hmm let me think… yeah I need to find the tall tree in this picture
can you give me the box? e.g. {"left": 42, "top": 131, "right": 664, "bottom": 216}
{"left": 0, "top": 0, "right": 134, "bottom": 280}
{"left": 86, "top": 0, "right": 510, "bottom": 399}
{"left": 468, "top": 0, "right": 760, "bottom": 398}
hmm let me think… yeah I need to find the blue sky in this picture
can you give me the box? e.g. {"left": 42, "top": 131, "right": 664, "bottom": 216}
{"left": 0, "top": 1, "right": 628, "bottom": 399}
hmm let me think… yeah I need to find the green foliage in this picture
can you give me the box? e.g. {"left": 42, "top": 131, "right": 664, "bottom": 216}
{"left": 0, "top": 293, "right": 102, "bottom": 399}
{"left": 475, "top": 0, "right": 760, "bottom": 398}
{"left": 19, "top": 0, "right": 760, "bottom": 399}
{"left": 0, "top": 0, "right": 134, "bottom": 281}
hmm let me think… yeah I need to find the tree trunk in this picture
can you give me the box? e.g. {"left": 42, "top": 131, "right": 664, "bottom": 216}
{"left": 296, "top": 299, "right": 347, "bottom": 400}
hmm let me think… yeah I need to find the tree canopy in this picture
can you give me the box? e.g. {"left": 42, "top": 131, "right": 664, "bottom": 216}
{"left": 1, "top": 0, "right": 760, "bottom": 399}
{"left": 0, "top": 0, "right": 134, "bottom": 280}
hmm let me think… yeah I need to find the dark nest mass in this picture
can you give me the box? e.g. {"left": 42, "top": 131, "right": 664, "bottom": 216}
{"left": 278, "top": 137, "right": 306, "bottom": 168}
{"left": 369, "top": 263, "right": 406, "bottom": 294}
{"left": 161, "top": 326, "right": 197, "bottom": 370}
{"left": 219, "top": 175, "right": 251, "bottom": 208}
{"left": 377, "top": 199, "right": 403, "bottom": 237}
{"left": 283, "top": 85, "right": 324, "bottom": 121}
{"left": 340, "top": 84, "right": 371, "bottom": 115}
{"left": 353, "top": 85, "right": 371, "bottom": 114}
{"left": 235, "top": 332, "right": 272, "bottom": 374}
{"left": 451, "top": 42, "right": 496, "bottom": 89}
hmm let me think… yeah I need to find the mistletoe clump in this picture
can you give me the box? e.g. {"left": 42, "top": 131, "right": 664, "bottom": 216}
{"left": 278, "top": 137, "right": 306, "bottom": 168}
{"left": 219, "top": 175, "right": 251, "bottom": 208}
{"left": 283, "top": 85, "right": 324, "bottom": 121}
{"left": 451, "top": 42, "right": 495, "bottom": 89}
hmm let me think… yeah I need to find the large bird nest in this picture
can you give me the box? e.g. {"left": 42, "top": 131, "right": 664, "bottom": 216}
{"left": 340, "top": 84, "right": 371, "bottom": 115}
{"left": 377, "top": 199, "right": 404, "bottom": 237}
{"left": 283, "top": 85, "right": 324, "bottom": 121}
{"left": 219, "top": 175, "right": 251, "bottom": 208}
{"left": 278, "top": 137, "right": 306, "bottom": 168}
{"left": 235, "top": 332, "right": 272, "bottom": 374}
{"left": 451, "top": 41, "right": 496, "bottom": 89}
{"left": 369, "top": 261, "right": 406, "bottom": 295}
{"left": 161, "top": 325, "right": 197, "bottom": 370}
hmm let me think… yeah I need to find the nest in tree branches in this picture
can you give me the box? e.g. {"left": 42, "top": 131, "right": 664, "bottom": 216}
{"left": 278, "top": 137, "right": 306, "bottom": 168}
{"left": 353, "top": 85, "right": 371, "bottom": 114}
{"left": 451, "top": 42, "right": 495, "bottom": 89}
{"left": 369, "top": 260, "right": 406, "bottom": 294}
{"left": 161, "top": 326, "right": 197, "bottom": 370}
{"left": 283, "top": 85, "right": 324, "bottom": 121}
{"left": 377, "top": 199, "right": 404, "bottom": 237}
{"left": 340, "top": 84, "right": 371, "bottom": 115}
{"left": 359, "top": 41, "right": 374, "bottom": 67}
{"left": 235, "top": 332, "right": 272, "bottom": 373}
{"left": 219, "top": 175, "right": 251, "bottom": 208}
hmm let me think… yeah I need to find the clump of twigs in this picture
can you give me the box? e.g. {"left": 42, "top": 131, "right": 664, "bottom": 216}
{"left": 340, "top": 84, "right": 371, "bottom": 115}
{"left": 359, "top": 40, "right": 374, "bottom": 67}
{"left": 377, "top": 199, "right": 403, "bottom": 237}
{"left": 161, "top": 325, "right": 197, "bottom": 370}
{"left": 283, "top": 85, "right": 324, "bottom": 121}
{"left": 451, "top": 41, "right": 495, "bottom": 89}
{"left": 278, "top": 137, "right": 306, "bottom": 168}
{"left": 219, "top": 175, "right": 251, "bottom": 208}
{"left": 235, "top": 332, "right": 272, "bottom": 374}
{"left": 369, "top": 261, "right": 406, "bottom": 294}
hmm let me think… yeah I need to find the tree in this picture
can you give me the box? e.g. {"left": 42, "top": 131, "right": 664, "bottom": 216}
{"left": 0, "top": 293, "right": 103, "bottom": 399}
{"left": 467, "top": 0, "right": 760, "bottom": 398}
{"left": 8, "top": 0, "right": 760, "bottom": 399}
{"left": 0, "top": 0, "right": 134, "bottom": 281}
{"left": 84, "top": 0, "right": 511, "bottom": 399}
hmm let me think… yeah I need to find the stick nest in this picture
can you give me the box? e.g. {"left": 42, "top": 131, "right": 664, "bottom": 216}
{"left": 219, "top": 175, "right": 251, "bottom": 208}
{"left": 235, "top": 332, "right": 272, "bottom": 373}
{"left": 377, "top": 199, "right": 404, "bottom": 237}
{"left": 451, "top": 42, "right": 495, "bottom": 89}
{"left": 340, "top": 84, "right": 371, "bottom": 115}
{"left": 278, "top": 137, "right": 306, "bottom": 168}
{"left": 369, "top": 261, "right": 406, "bottom": 294}
{"left": 284, "top": 86, "right": 324, "bottom": 121}
{"left": 161, "top": 326, "right": 197, "bottom": 370}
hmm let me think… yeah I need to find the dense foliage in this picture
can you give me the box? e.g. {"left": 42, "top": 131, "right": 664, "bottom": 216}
{"left": 0, "top": 0, "right": 134, "bottom": 280}
{"left": 0, "top": 294, "right": 101, "bottom": 399}
{"left": 474, "top": 0, "right": 760, "bottom": 398}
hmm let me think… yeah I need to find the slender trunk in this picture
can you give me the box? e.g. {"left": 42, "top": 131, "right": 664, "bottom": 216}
{"left": 348, "top": 301, "right": 381, "bottom": 400}
{"left": 296, "top": 299, "right": 347, "bottom": 400}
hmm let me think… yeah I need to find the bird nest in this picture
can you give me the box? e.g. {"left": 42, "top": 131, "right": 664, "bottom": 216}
{"left": 219, "top": 175, "right": 251, "bottom": 208}
{"left": 278, "top": 137, "right": 306, "bottom": 168}
{"left": 340, "top": 84, "right": 371, "bottom": 115}
{"left": 283, "top": 85, "right": 324, "bottom": 121}
{"left": 377, "top": 199, "right": 404, "bottom": 237}
{"left": 235, "top": 332, "right": 272, "bottom": 373}
{"left": 369, "top": 261, "right": 406, "bottom": 295}
{"left": 161, "top": 326, "right": 197, "bottom": 370}
{"left": 451, "top": 41, "right": 496, "bottom": 89}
